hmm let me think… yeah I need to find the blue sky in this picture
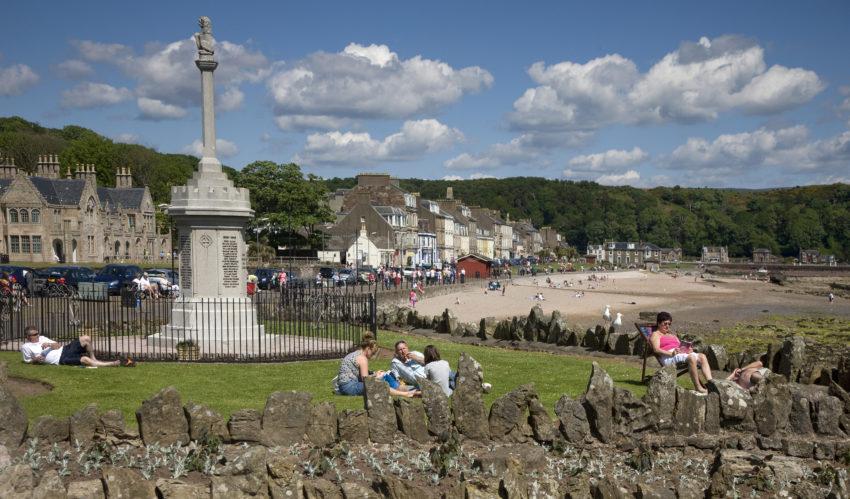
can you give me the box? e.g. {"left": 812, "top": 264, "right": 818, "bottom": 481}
{"left": 2, "top": 1, "right": 849, "bottom": 187}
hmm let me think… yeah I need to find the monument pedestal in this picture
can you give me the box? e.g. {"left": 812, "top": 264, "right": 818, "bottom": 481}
{"left": 148, "top": 297, "right": 266, "bottom": 351}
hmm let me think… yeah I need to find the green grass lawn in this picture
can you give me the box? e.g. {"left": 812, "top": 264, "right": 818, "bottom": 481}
{"left": 1, "top": 330, "right": 646, "bottom": 427}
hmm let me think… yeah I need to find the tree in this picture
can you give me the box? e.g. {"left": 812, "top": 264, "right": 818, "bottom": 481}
{"left": 235, "top": 161, "right": 334, "bottom": 248}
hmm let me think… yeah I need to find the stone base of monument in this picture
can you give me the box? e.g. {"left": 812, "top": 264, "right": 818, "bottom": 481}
{"left": 147, "top": 297, "right": 268, "bottom": 353}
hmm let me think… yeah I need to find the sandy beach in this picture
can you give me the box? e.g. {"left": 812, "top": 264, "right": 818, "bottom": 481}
{"left": 414, "top": 270, "right": 850, "bottom": 333}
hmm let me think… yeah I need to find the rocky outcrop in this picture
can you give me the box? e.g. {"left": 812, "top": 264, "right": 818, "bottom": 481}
{"left": 704, "top": 344, "right": 728, "bottom": 371}
{"left": 419, "top": 378, "right": 452, "bottom": 438}
{"left": 707, "top": 380, "right": 755, "bottom": 431}
{"left": 582, "top": 362, "right": 614, "bottom": 442}
{"left": 262, "top": 391, "right": 312, "bottom": 446}
{"left": 337, "top": 409, "right": 368, "bottom": 444}
{"left": 0, "top": 385, "right": 27, "bottom": 447}
{"left": 363, "top": 377, "right": 397, "bottom": 444}
{"left": 643, "top": 365, "right": 677, "bottom": 430}
{"left": 488, "top": 384, "right": 536, "bottom": 442}
{"left": 452, "top": 353, "right": 489, "bottom": 441}
{"left": 136, "top": 386, "right": 189, "bottom": 446}
{"left": 307, "top": 402, "right": 338, "bottom": 447}
{"left": 394, "top": 398, "right": 429, "bottom": 443}
{"left": 554, "top": 394, "right": 590, "bottom": 443}
{"left": 29, "top": 415, "right": 69, "bottom": 443}
{"left": 184, "top": 401, "right": 229, "bottom": 442}
{"left": 777, "top": 336, "right": 806, "bottom": 383}
{"left": 751, "top": 375, "right": 791, "bottom": 436}
{"left": 102, "top": 466, "right": 156, "bottom": 498}
{"left": 227, "top": 409, "right": 262, "bottom": 443}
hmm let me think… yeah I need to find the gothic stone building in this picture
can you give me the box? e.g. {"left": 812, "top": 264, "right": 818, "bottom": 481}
{"left": 0, "top": 154, "right": 169, "bottom": 263}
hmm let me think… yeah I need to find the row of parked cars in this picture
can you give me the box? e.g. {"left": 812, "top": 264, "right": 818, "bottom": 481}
{"left": 0, "top": 264, "right": 178, "bottom": 296}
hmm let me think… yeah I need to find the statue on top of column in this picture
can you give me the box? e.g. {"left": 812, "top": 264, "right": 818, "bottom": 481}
{"left": 195, "top": 16, "right": 214, "bottom": 58}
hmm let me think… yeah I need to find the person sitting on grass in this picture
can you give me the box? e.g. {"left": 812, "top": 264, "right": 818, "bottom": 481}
{"left": 336, "top": 333, "right": 417, "bottom": 397}
{"left": 20, "top": 325, "right": 134, "bottom": 367}
{"left": 423, "top": 344, "right": 454, "bottom": 396}
{"left": 390, "top": 340, "right": 425, "bottom": 387}
{"left": 727, "top": 360, "right": 771, "bottom": 390}
{"left": 650, "top": 311, "right": 712, "bottom": 393}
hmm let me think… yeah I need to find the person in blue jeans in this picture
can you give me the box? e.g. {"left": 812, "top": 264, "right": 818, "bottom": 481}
{"left": 336, "top": 333, "right": 415, "bottom": 397}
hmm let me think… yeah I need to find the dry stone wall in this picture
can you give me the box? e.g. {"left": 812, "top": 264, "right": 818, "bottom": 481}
{"left": 1, "top": 357, "right": 849, "bottom": 497}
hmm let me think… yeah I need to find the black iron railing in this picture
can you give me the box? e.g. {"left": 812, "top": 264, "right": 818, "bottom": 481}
{"left": 0, "top": 285, "right": 375, "bottom": 363}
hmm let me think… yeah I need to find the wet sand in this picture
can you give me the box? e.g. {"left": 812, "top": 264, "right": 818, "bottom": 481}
{"left": 414, "top": 270, "right": 850, "bottom": 333}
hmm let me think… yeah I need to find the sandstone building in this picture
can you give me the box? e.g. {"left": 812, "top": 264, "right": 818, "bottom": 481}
{"left": 0, "top": 154, "right": 170, "bottom": 263}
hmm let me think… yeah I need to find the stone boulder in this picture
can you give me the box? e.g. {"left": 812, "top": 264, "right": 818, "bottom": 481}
{"left": 66, "top": 479, "right": 105, "bottom": 498}
{"left": 814, "top": 395, "right": 844, "bottom": 436}
{"left": 438, "top": 308, "right": 458, "bottom": 335}
{"left": 704, "top": 344, "right": 728, "bottom": 371}
{"left": 0, "top": 385, "right": 27, "bottom": 447}
{"left": 227, "top": 409, "right": 263, "bottom": 443}
{"left": 262, "top": 391, "right": 312, "bottom": 446}
{"left": 419, "top": 378, "right": 452, "bottom": 438}
{"left": 479, "top": 317, "right": 498, "bottom": 339}
{"left": 528, "top": 398, "right": 557, "bottom": 443}
{"left": 488, "top": 384, "right": 535, "bottom": 442}
{"left": 613, "top": 333, "right": 635, "bottom": 355}
{"left": 554, "top": 394, "right": 590, "bottom": 443}
{"left": 97, "top": 409, "right": 126, "bottom": 438}
{"left": 364, "top": 377, "right": 397, "bottom": 443}
{"left": 184, "top": 401, "right": 229, "bottom": 442}
{"left": 0, "top": 464, "right": 34, "bottom": 497}
{"left": 156, "top": 479, "right": 209, "bottom": 499}
{"left": 472, "top": 443, "right": 546, "bottom": 475}
{"left": 777, "top": 336, "right": 806, "bottom": 382}
{"left": 513, "top": 317, "right": 527, "bottom": 341}
{"left": 102, "top": 466, "right": 155, "bottom": 498}
{"left": 581, "top": 362, "right": 615, "bottom": 442}
{"left": 337, "top": 409, "right": 368, "bottom": 444}
{"left": 267, "top": 453, "right": 303, "bottom": 499}
{"left": 307, "top": 402, "right": 338, "bottom": 447}
{"left": 527, "top": 305, "right": 546, "bottom": 341}
{"left": 136, "top": 386, "right": 189, "bottom": 446}
{"left": 394, "top": 398, "right": 429, "bottom": 443}
{"left": 33, "top": 469, "right": 66, "bottom": 498}
{"left": 452, "top": 353, "right": 489, "bottom": 440}
{"left": 613, "top": 386, "right": 653, "bottom": 434}
{"left": 750, "top": 375, "right": 791, "bottom": 436}
{"left": 69, "top": 404, "right": 98, "bottom": 444}
{"left": 29, "top": 415, "right": 69, "bottom": 443}
{"left": 642, "top": 365, "right": 677, "bottom": 430}
{"left": 706, "top": 380, "right": 754, "bottom": 431}
{"left": 673, "top": 387, "right": 706, "bottom": 435}
{"left": 303, "top": 478, "right": 342, "bottom": 499}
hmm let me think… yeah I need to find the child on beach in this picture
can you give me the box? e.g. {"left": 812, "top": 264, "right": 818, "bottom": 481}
{"left": 409, "top": 289, "right": 418, "bottom": 308}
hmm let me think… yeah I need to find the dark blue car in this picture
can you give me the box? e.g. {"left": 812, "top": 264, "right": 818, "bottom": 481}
{"left": 49, "top": 266, "right": 97, "bottom": 289}
{"left": 94, "top": 264, "right": 142, "bottom": 295}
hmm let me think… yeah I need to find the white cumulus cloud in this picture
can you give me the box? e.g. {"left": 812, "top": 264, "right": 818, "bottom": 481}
{"left": 72, "top": 38, "right": 268, "bottom": 118}
{"left": 295, "top": 119, "right": 463, "bottom": 166}
{"left": 510, "top": 35, "right": 823, "bottom": 132}
{"left": 441, "top": 173, "right": 497, "bottom": 181}
{"left": 267, "top": 43, "right": 493, "bottom": 125}
{"left": 113, "top": 133, "right": 140, "bottom": 144}
{"left": 183, "top": 138, "right": 239, "bottom": 158}
{"left": 55, "top": 59, "right": 94, "bottom": 79}
{"left": 567, "top": 147, "right": 648, "bottom": 171}
{"left": 274, "top": 115, "right": 349, "bottom": 132}
{"left": 445, "top": 131, "right": 589, "bottom": 170}
{"left": 595, "top": 170, "right": 640, "bottom": 186}
{"left": 137, "top": 97, "right": 187, "bottom": 120}
{"left": 60, "top": 82, "right": 132, "bottom": 108}
{"left": 0, "top": 64, "right": 39, "bottom": 96}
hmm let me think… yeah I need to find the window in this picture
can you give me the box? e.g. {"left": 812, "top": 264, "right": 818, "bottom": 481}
{"left": 128, "top": 215, "right": 136, "bottom": 230}
{"left": 31, "top": 209, "right": 40, "bottom": 223}
{"left": 10, "top": 236, "right": 19, "bottom": 253}
{"left": 20, "top": 210, "right": 29, "bottom": 223}
{"left": 21, "top": 236, "right": 30, "bottom": 253}
{"left": 9, "top": 209, "right": 18, "bottom": 223}
{"left": 32, "top": 236, "right": 41, "bottom": 254}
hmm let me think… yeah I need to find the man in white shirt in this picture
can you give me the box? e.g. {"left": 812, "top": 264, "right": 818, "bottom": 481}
{"left": 390, "top": 340, "right": 426, "bottom": 387}
{"left": 20, "top": 325, "right": 130, "bottom": 367}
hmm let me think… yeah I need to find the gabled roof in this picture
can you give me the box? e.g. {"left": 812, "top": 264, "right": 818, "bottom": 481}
{"left": 98, "top": 187, "right": 146, "bottom": 211}
{"left": 458, "top": 253, "right": 494, "bottom": 263}
{"left": 29, "top": 177, "right": 87, "bottom": 206}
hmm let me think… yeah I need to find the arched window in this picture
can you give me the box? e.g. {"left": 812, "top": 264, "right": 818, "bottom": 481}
{"left": 30, "top": 209, "right": 40, "bottom": 223}
{"left": 20, "top": 210, "right": 29, "bottom": 223}
{"left": 8, "top": 209, "right": 18, "bottom": 223}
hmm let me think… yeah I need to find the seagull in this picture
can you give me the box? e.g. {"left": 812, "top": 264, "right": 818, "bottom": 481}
{"left": 602, "top": 304, "right": 612, "bottom": 325}
{"left": 613, "top": 312, "right": 623, "bottom": 330}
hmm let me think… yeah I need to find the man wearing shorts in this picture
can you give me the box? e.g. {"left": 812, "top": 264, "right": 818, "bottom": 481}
{"left": 727, "top": 360, "right": 770, "bottom": 390}
{"left": 20, "top": 325, "right": 132, "bottom": 367}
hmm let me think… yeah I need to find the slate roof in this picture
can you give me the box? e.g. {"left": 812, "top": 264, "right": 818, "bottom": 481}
{"left": 97, "top": 187, "right": 146, "bottom": 211}
{"left": 373, "top": 205, "right": 407, "bottom": 216}
{"left": 0, "top": 179, "right": 12, "bottom": 195}
{"left": 29, "top": 177, "right": 86, "bottom": 206}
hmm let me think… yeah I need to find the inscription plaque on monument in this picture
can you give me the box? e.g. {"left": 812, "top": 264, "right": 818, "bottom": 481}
{"left": 180, "top": 234, "right": 192, "bottom": 289}
{"left": 221, "top": 235, "right": 239, "bottom": 288}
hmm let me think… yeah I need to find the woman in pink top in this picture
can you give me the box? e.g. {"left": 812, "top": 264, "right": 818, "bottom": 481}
{"left": 650, "top": 311, "right": 712, "bottom": 393}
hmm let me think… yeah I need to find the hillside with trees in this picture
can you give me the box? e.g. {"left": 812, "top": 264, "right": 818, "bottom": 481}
{"left": 3, "top": 117, "right": 848, "bottom": 261}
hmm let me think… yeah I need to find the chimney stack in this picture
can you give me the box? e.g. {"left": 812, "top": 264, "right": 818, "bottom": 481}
{"left": 75, "top": 163, "right": 97, "bottom": 183}
{"left": 446, "top": 186, "right": 453, "bottom": 199}
{"left": 115, "top": 167, "right": 133, "bottom": 188}
{"left": 36, "top": 154, "right": 61, "bottom": 179}
{"left": 0, "top": 154, "right": 19, "bottom": 179}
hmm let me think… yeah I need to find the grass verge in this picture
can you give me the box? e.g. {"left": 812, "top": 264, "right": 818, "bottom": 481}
{"left": 1, "top": 329, "right": 647, "bottom": 426}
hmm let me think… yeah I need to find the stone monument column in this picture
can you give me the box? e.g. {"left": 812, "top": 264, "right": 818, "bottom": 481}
{"left": 149, "top": 16, "right": 265, "bottom": 351}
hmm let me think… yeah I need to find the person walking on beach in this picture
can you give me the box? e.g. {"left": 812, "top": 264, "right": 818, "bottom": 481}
{"left": 829, "top": 292, "right": 835, "bottom": 304}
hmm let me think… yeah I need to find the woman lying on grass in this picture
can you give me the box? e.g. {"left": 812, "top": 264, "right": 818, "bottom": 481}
{"left": 336, "top": 333, "right": 417, "bottom": 398}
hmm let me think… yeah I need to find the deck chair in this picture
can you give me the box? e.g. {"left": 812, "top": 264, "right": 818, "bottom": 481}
{"left": 636, "top": 322, "right": 689, "bottom": 382}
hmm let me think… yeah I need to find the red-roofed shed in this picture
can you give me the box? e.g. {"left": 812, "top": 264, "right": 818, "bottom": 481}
{"left": 456, "top": 254, "right": 493, "bottom": 279}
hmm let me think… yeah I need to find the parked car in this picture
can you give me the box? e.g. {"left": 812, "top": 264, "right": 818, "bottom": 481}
{"left": 146, "top": 268, "right": 178, "bottom": 294}
{"left": 0, "top": 265, "right": 36, "bottom": 286}
{"left": 94, "top": 264, "right": 143, "bottom": 295}
{"left": 319, "top": 267, "right": 335, "bottom": 279}
{"left": 47, "top": 266, "right": 97, "bottom": 289}
{"left": 336, "top": 268, "right": 356, "bottom": 285}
